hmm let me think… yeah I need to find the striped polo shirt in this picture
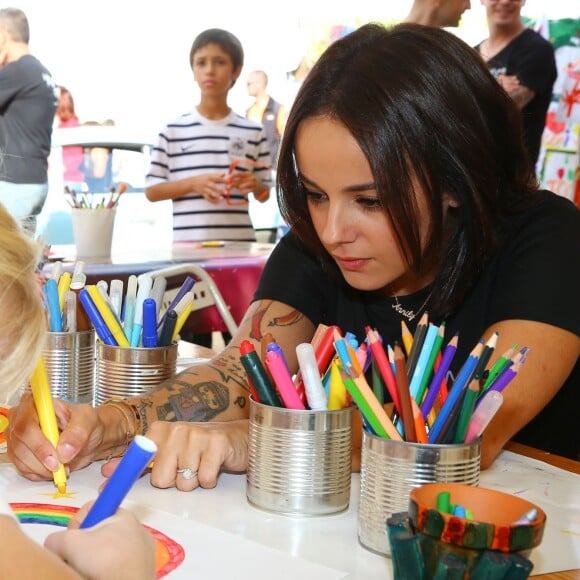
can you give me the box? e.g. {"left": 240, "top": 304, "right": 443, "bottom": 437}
{"left": 146, "top": 109, "right": 272, "bottom": 242}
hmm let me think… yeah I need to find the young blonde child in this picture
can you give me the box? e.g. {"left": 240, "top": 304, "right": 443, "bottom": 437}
{"left": 0, "top": 203, "right": 155, "bottom": 579}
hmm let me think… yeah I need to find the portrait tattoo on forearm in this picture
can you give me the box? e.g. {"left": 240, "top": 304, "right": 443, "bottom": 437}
{"left": 155, "top": 380, "right": 229, "bottom": 422}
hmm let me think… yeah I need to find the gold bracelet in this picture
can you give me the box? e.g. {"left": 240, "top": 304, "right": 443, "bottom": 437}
{"left": 254, "top": 189, "right": 269, "bottom": 202}
{"left": 101, "top": 399, "right": 141, "bottom": 460}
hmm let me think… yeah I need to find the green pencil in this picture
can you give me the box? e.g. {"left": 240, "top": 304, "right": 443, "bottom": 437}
{"left": 454, "top": 378, "right": 480, "bottom": 443}
{"left": 480, "top": 343, "right": 517, "bottom": 395}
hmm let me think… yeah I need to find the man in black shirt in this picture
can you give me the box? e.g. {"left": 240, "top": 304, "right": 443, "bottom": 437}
{"left": 476, "top": 0, "right": 556, "bottom": 172}
{"left": 0, "top": 8, "right": 56, "bottom": 234}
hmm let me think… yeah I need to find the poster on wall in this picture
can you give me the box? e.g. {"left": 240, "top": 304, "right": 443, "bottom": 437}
{"left": 536, "top": 18, "right": 580, "bottom": 205}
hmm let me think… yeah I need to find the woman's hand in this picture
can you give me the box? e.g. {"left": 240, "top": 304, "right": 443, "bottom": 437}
{"left": 102, "top": 419, "right": 249, "bottom": 492}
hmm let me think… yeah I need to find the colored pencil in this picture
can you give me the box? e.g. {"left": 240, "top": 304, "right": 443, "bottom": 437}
{"left": 472, "top": 331, "right": 498, "bottom": 381}
{"left": 420, "top": 333, "right": 458, "bottom": 418}
{"left": 454, "top": 378, "right": 481, "bottom": 443}
{"left": 401, "top": 320, "right": 413, "bottom": 357}
{"left": 406, "top": 312, "right": 428, "bottom": 380}
{"left": 365, "top": 327, "right": 400, "bottom": 413}
{"left": 480, "top": 343, "right": 517, "bottom": 393}
{"left": 339, "top": 367, "right": 401, "bottom": 440}
{"left": 428, "top": 340, "right": 483, "bottom": 443}
{"left": 393, "top": 343, "right": 417, "bottom": 443}
{"left": 409, "top": 323, "right": 440, "bottom": 403}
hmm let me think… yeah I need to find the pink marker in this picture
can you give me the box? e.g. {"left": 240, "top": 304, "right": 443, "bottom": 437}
{"left": 265, "top": 350, "right": 305, "bottom": 410}
{"left": 464, "top": 391, "right": 503, "bottom": 443}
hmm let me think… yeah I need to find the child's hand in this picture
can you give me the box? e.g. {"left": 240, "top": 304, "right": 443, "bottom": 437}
{"left": 193, "top": 173, "right": 227, "bottom": 203}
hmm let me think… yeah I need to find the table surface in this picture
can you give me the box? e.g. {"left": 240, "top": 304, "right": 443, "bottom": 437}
{"left": 45, "top": 240, "right": 275, "bottom": 277}
{"left": 2, "top": 345, "right": 578, "bottom": 578}
{"left": 44, "top": 241, "right": 276, "bottom": 332}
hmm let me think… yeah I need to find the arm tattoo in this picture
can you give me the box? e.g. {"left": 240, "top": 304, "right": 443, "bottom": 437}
{"left": 249, "top": 300, "right": 272, "bottom": 341}
{"left": 155, "top": 380, "right": 230, "bottom": 422}
{"left": 249, "top": 300, "right": 305, "bottom": 341}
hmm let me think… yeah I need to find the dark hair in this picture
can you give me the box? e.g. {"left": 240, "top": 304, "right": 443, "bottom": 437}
{"left": 0, "top": 7, "right": 30, "bottom": 44}
{"left": 277, "top": 23, "right": 536, "bottom": 318}
{"left": 189, "top": 28, "right": 244, "bottom": 72}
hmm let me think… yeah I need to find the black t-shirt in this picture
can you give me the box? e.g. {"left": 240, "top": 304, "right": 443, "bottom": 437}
{"left": 254, "top": 191, "right": 579, "bottom": 459}
{"left": 476, "top": 29, "right": 557, "bottom": 166}
{"left": 0, "top": 55, "right": 56, "bottom": 184}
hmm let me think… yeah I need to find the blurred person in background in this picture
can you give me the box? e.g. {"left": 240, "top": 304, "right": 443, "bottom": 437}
{"left": 246, "top": 70, "right": 284, "bottom": 168}
{"left": 54, "top": 86, "right": 84, "bottom": 192}
{"left": 476, "top": 0, "right": 557, "bottom": 172}
{"left": 0, "top": 7, "right": 56, "bottom": 235}
{"left": 246, "top": 69, "right": 286, "bottom": 241}
{"left": 406, "top": 0, "right": 471, "bottom": 27}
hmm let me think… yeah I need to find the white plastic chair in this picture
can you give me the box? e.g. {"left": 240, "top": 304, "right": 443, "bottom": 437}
{"left": 145, "top": 264, "right": 238, "bottom": 336}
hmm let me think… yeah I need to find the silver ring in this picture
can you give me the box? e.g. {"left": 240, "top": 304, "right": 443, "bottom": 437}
{"left": 176, "top": 467, "right": 198, "bottom": 480}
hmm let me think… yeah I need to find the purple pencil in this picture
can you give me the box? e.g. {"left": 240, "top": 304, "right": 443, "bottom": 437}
{"left": 485, "top": 360, "right": 522, "bottom": 395}
{"left": 420, "top": 333, "right": 458, "bottom": 417}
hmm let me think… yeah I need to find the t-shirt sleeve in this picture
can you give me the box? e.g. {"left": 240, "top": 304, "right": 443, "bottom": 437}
{"left": 253, "top": 232, "right": 333, "bottom": 326}
{"left": 513, "top": 37, "right": 556, "bottom": 95}
{"left": 488, "top": 194, "right": 580, "bottom": 336}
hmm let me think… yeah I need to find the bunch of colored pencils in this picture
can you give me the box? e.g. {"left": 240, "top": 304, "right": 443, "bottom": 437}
{"left": 239, "top": 317, "right": 527, "bottom": 445}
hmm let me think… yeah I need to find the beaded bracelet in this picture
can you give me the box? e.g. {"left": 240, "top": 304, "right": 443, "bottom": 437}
{"left": 101, "top": 399, "right": 142, "bottom": 460}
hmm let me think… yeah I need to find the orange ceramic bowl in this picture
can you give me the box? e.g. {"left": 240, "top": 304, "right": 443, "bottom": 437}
{"left": 408, "top": 483, "right": 546, "bottom": 553}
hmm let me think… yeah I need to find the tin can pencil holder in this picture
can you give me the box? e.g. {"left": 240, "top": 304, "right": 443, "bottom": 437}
{"left": 358, "top": 431, "right": 481, "bottom": 556}
{"left": 247, "top": 398, "right": 353, "bottom": 516}
{"left": 42, "top": 330, "right": 96, "bottom": 404}
{"left": 94, "top": 342, "right": 178, "bottom": 405}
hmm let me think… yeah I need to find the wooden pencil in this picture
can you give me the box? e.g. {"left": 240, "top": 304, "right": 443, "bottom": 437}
{"left": 394, "top": 343, "right": 417, "bottom": 443}
{"left": 406, "top": 312, "right": 428, "bottom": 380}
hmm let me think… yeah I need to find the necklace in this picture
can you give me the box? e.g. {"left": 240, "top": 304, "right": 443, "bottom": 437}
{"left": 390, "top": 288, "right": 432, "bottom": 323}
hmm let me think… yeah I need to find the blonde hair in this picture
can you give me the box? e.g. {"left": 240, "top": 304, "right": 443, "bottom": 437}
{"left": 0, "top": 204, "right": 46, "bottom": 404}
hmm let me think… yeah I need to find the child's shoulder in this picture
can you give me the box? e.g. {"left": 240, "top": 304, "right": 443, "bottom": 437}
{"left": 231, "top": 110, "right": 265, "bottom": 131}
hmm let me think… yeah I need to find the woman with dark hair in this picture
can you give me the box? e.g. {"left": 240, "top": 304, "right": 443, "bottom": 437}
{"left": 8, "top": 24, "right": 578, "bottom": 489}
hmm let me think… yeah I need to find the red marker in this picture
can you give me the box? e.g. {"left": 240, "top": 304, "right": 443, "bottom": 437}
{"left": 240, "top": 340, "right": 282, "bottom": 406}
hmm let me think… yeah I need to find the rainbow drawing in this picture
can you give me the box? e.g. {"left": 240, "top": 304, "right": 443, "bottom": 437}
{"left": 10, "top": 502, "right": 185, "bottom": 578}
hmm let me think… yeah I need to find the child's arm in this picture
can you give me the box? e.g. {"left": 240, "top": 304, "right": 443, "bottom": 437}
{"left": 145, "top": 173, "right": 227, "bottom": 203}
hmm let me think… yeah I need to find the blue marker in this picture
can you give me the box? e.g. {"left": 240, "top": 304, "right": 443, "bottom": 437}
{"left": 131, "top": 274, "right": 153, "bottom": 347}
{"left": 80, "top": 435, "right": 157, "bottom": 529}
{"left": 141, "top": 298, "right": 158, "bottom": 348}
{"left": 158, "top": 309, "right": 178, "bottom": 347}
{"left": 123, "top": 275, "right": 138, "bottom": 342}
{"left": 78, "top": 289, "right": 117, "bottom": 346}
{"left": 44, "top": 279, "right": 63, "bottom": 332}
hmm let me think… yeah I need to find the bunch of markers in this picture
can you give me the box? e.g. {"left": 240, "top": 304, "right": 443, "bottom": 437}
{"left": 239, "top": 315, "right": 527, "bottom": 445}
{"left": 43, "top": 261, "right": 90, "bottom": 333}
{"left": 44, "top": 265, "right": 196, "bottom": 348}
{"left": 65, "top": 182, "right": 127, "bottom": 209}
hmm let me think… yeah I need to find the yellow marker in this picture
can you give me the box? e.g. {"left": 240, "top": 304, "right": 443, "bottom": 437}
{"left": 172, "top": 301, "right": 193, "bottom": 343}
{"left": 86, "top": 285, "right": 130, "bottom": 347}
{"left": 57, "top": 271, "right": 72, "bottom": 312}
{"left": 327, "top": 359, "right": 347, "bottom": 410}
{"left": 201, "top": 240, "right": 224, "bottom": 248}
{"left": 30, "top": 356, "right": 67, "bottom": 494}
